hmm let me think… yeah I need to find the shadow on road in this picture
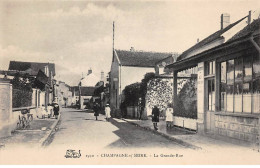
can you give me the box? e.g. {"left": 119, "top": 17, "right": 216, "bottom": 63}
{"left": 64, "top": 109, "right": 94, "bottom": 113}
{"left": 84, "top": 118, "right": 107, "bottom": 122}
{"left": 106, "top": 118, "right": 186, "bottom": 149}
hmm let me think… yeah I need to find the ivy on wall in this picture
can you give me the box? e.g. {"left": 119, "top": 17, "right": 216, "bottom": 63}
{"left": 11, "top": 73, "right": 33, "bottom": 108}
{"left": 174, "top": 78, "right": 197, "bottom": 119}
{"left": 146, "top": 78, "right": 173, "bottom": 112}
{"left": 145, "top": 77, "right": 197, "bottom": 119}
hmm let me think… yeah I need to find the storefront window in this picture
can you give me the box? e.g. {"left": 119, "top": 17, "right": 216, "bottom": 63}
{"left": 252, "top": 54, "right": 260, "bottom": 113}
{"left": 220, "top": 62, "right": 227, "bottom": 111}
{"left": 243, "top": 56, "right": 252, "bottom": 113}
{"left": 208, "top": 79, "right": 215, "bottom": 111}
{"left": 226, "top": 60, "right": 234, "bottom": 112}
{"left": 234, "top": 58, "right": 243, "bottom": 112}
{"left": 220, "top": 54, "right": 259, "bottom": 114}
{"left": 207, "top": 61, "right": 215, "bottom": 75}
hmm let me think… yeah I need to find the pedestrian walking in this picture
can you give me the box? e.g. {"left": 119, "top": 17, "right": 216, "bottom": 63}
{"left": 138, "top": 98, "right": 143, "bottom": 120}
{"left": 93, "top": 103, "right": 100, "bottom": 120}
{"left": 152, "top": 105, "right": 160, "bottom": 130}
{"left": 165, "top": 103, "right": 174, "bottom": 128}
{"left": 47, "top": 103, "right": 53, "bottom": 118}
{"left": 53, "top": 102, "right": 60, "bottom": 119}
{"left": 105, "top": 104, "right": 111, "bottom": 121}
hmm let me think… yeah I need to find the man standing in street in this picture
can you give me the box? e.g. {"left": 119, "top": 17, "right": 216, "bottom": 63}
{"left": 53, "top": 101, "right": 60, "bottom": 119}
{"left": 138, "top": 98, "right": 143, "bottom": 120}
{"left": 152, "top": 105, "right": 160, "bottom": 130}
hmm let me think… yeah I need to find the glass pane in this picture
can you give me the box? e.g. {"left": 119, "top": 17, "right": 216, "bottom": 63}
{"left": 212, "top": 79, "right": 215, "bottom": 111}
{"left": 213, "top": 61, "right": 216, "bottom": 74}
{"left": 221, "top": 62, "right": 227, "bottom": 111}
{"left": 210, "top": 62, "right": 212, "bottom": 75}
{"left": 208, "top": 80, "right": 212, "bottom": 111}
{"left": 227, "top": 60, "right": 234, "bottom": 112}
{"left": 243, "top": 56, "right": 252, "bottom": 113}
{"left": 253, "top": 54, "right": 260, "bottom": 113}
{"left": 234, "top": 58, "right": 243, "bottom": 112}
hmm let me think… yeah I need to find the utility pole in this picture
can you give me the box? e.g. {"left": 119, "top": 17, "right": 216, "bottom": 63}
{"left": 113, "top": 21, "right": 115, "bottom": 53}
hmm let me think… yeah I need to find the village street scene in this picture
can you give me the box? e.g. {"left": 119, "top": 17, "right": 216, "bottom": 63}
{"left": 0, "top": 0, "right": 260, "bottom": 165}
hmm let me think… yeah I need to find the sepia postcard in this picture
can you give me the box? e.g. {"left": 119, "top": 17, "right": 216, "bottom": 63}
{"left": 0, "top": 0, "right": 260, "bottom": 165}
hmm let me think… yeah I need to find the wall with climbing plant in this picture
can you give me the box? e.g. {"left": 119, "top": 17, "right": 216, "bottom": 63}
{"left": 145, "top": 77, "right": 197, "bottom": 119}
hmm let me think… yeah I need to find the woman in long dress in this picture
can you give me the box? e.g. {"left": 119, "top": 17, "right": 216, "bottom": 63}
{"left": 105, "top": 104, "right": 111, "bottom": 121}
{"left": 165, "top": 103, "right": 174, "bottom": 128}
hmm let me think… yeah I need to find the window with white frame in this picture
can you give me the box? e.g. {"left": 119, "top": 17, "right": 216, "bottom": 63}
{"left": 220, "top": 54, "right": 260, "bottom": 113}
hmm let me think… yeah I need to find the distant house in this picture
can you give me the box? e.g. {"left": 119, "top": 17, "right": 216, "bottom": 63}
{"left": 155, "top": 53, "right": 179, "bottom": 76}
{"left": 79, "top": 86, "right": 96, "bottom": 109}
{"left": 109, "top": 48, "right": 173, "bottom": 111}
{"left": 71, "top": 86, "right": 80, "bottom": 106}
{"left": 8, "top": 61, "right": 56, "bottom": 107}
{"left": 57, "top": 81, "right": 72, "bottom": 107}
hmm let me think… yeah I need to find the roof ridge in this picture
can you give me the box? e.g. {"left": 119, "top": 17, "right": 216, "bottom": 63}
{"left": 177, "top": 15, "right": 248, "bottom": 61}
{"left": 115, "top": 49, "right": 174, "bottom": 54}
{"left": 10, "top": 60, "right": 55, "bottom": 65}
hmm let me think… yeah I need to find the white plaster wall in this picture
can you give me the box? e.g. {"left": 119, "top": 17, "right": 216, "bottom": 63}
{"left": 173, "top": 116, "right": 197, "bottom": 130}
{"left": 197, "top": 62, "right": 205, "bottom": 124}
{"left": 40, "top": 91, "right": 45, "bottom": 106}
{"left": 120, "top": 66, "right": 154, "bottom": 94}
{"left": 0, "top": 82, "right": 12, "bottom": 137}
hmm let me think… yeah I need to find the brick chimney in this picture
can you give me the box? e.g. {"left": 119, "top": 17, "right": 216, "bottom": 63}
{"left": 87, "top": 68, "right": 92, "bottom": 75}
{"left": 101, "top": 70, "right": 104, "bottom": 82}
{"left": 248, "top": 10, "right": 252, "bottom": 25}
{"left": 221, "top": 13, "right": 230, "bottom": 30}
{"left": 130, "top": 47, "right": 135, "bottom": 52}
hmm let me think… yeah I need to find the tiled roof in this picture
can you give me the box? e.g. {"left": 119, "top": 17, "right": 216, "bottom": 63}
{"left": 177, "top": 16, "right": 247, "bottom": 61}
{"left": 8, "top": 61, "right": 56, "bottom": 76}
{"left": 115, "top": 50, "right": 172, "bottom": 67}
{"left": 80, "top": 86, "right": 96, "bottom": 96}
{"left": 228, "top": 18, "right": 260, "bottom": 42}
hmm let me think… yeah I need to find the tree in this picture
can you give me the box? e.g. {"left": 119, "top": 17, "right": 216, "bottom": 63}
{"left": 139, "top": 72, "right": 155, "bottom": 109}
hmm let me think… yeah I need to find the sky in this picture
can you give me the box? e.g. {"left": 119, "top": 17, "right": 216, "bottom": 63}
{"left": 0, "top": 0, "right": 259, "bottom": 86}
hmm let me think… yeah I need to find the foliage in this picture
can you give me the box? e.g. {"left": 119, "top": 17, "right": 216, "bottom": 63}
{"left": 11, "top": 73, "right": 33, "bottom": 108}
{"left": 146, "top": 78, "right": 173, "bottom": 112}
{"left": 122, "top": 82, "right": 141, "bottom": 106}
{"left": 94, "top": 84, "right": 104, "bottom": 96}
{"left": 174, "top": 78, "right": 197, "bottom": 119}
{"left": 121, "top": 72, "right": 155, "bottom": 113}
{"left": 140, "top": 72, "right": 155, "bottom": 108}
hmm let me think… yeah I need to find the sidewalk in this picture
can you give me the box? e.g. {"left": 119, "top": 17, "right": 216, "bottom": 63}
{"left": 0, "top": 114, "right": 60, "bottom": 149}
{"left": 121, "top": 117, "right": 258, "bottom": 153}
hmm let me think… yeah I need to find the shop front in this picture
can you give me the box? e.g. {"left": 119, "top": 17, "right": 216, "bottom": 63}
{"left": 167, "top": 29, "right": 260, "bottom": 146}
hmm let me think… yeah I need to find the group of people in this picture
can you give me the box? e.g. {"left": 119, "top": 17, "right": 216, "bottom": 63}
{"left": 41, "top": 102, "right": 60, "bottom": 119}
{"left": 93, "top": 103, "right": 111, "bottom": 122}
{"left": 92, "top": 101, "right": 174, "bottom": 130}
{"left": 152, "top": 103, "right": 174, "bottom": 130}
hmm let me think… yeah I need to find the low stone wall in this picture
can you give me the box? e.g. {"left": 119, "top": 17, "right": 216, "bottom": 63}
{"left": 173, "top": 116, "right": 197, "bottom": 130}
{"left": 10, "top": 107, "right": 39, "bottom": 131}
{"left": 215, "top": 113, "right": 259, "bottom": 143}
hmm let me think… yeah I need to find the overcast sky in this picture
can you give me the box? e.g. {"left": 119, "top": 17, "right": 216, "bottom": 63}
{"left": 0, "top": 0, "right": 259, "bottom": 86}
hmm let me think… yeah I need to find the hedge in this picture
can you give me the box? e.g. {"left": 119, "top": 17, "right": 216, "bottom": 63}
{"left": 12, "top": 89, "right": 32, "bottom": 108}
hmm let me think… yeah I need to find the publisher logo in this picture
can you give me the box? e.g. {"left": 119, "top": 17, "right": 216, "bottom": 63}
{"left": 64, "top": 149, "right": 81, "bottom": 158}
